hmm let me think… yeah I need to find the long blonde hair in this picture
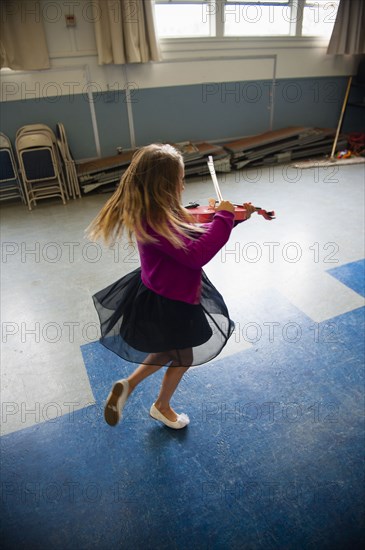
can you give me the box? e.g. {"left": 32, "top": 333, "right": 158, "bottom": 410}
{"left": 86, "top": 143, "right": 200, "bottom": 248}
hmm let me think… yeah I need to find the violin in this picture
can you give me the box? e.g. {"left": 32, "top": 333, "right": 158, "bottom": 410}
{"left": 185, "top": 199, "right": 275, "bottom": 223}
{"left": 184, "top": 156, "right": 275, "bottom": 223}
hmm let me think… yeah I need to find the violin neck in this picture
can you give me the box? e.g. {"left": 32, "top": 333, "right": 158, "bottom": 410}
{"left": 232, "top": 204, "right": 262, "bottom": 211}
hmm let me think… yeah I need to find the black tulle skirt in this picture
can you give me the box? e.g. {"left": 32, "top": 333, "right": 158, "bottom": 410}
{"left": 92, "top": 268, "right": 234, "bottom": 367}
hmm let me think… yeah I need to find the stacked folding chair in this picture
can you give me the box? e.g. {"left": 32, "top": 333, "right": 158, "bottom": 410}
{"left": 0, "top": 132, "right": 26, "bottom": 204}
{"left": 15, "top": 124, "right": 68, "bottom": 210}
{"left": 56, "top": 122, "right": 81, "bottom": 199}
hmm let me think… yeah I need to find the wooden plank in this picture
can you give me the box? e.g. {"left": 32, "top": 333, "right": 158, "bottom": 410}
{"left": 76, "top": 151, "right": 136, "bottom": 176}
{"left": 222, "top": 127, "right": 311, "bottom": 153}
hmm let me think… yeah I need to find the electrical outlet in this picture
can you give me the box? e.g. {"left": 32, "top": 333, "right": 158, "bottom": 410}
{"left": 65, "top": 14, "right": 76, "bottom": 27}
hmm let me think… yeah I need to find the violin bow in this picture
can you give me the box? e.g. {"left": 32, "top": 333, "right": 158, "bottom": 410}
{"left": 206, "top": 156, "right": 275, "bottom": 220}
{"left": 207, "top": 156, "right": 224, "bottom": 203}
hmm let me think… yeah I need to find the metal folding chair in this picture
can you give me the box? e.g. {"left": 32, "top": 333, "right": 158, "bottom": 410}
{"left": 15, "top": 132, "right": 68, "bottom": 210}
{"left": 56, "top": 123, "right": 81, "bottom": 199}
{"left": 0, "top": 132, "right": 26, "bottom": 205}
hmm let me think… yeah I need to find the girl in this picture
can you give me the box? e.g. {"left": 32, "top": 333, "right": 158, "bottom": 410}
{"left": 87, "top": 144, "right": 255, "bottom": 430}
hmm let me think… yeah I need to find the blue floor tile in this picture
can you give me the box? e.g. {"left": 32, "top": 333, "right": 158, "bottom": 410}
{"left": 327, "top": 259, "right": 365, "bottom": 297}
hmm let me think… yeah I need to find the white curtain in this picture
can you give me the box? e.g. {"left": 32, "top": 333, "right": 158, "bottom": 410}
{"left": 327, "top": 0, "right": 365, "bottom": 55}
{"left": 0, "top": 0, "right": 50, "bottom": 70}
{"left": 93, "top": 0, "right": 161, "bottom": 65}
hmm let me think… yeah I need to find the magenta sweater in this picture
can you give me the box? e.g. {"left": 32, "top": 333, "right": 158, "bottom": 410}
{"left": 137, "top": 210, "right": 235, "bottom": 304}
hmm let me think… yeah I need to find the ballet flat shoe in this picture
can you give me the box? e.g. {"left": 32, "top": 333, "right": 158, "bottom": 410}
{"left": 149, "top": 403, "right": 190, "bottom": 430}
{"left": 104, "top": 379, "right": 129, "bottom": 426}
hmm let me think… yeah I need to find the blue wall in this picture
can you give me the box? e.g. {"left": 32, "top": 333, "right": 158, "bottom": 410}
{"left": 0, "top": 76, "right": 362, "bottom": 160}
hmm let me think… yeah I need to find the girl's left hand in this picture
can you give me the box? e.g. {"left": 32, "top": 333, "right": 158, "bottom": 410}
{"left": 243, "top": 202, "right": 256, "bottom": 218}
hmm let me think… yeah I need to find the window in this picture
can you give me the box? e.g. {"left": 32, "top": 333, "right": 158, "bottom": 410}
{"left": 154, "top": 0, "right": 340, "bottom": 39}
{"left": 154, "top": 0, "right": 211, "bottom": 37}
{"left": 224, "top": 1, "right": 292, "bottom": 37}
{"left": 302, "top": 1, "right": 339, "bottom": 38}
